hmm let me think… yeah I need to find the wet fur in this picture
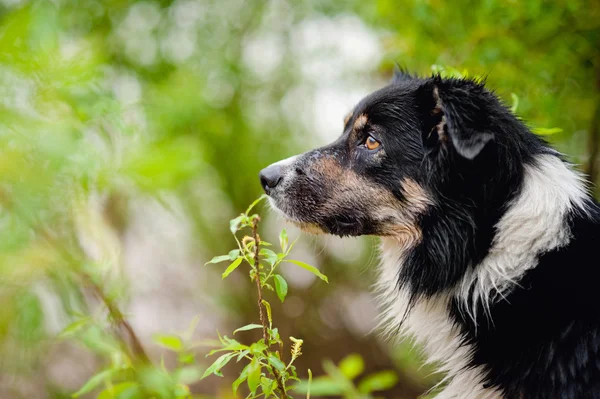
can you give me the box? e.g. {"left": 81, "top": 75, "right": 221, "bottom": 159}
{"left": 262, "top": 71, "right": 600, "bottom": 398}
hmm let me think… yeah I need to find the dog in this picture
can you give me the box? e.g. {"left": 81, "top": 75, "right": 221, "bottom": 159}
{"left": 259, "top": 70, "right": 600, "bottom": 398}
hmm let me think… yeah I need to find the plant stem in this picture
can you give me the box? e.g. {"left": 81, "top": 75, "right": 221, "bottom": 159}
{"left": 85, "top": 275, "right": 150, "bottom": 364}
{"left": 251, "top": 217, "right": 288, "bottom": 398}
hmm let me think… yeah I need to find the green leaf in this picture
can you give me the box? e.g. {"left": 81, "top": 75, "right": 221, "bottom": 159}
{"left": 268, "top": 354, "right": 285, "bottom": 372}
{"left": 222, "top": 257, "right": 243, "bottom": 279}
{"left": 115, "top": 384, "right": 142, "bottom": 399}
{"left": 152, "top": 334, "right": 183, "bottom": 352}
{"left": 249, "top": 341, "right": 268, "bottom": 355}
{"left": 279, "top": 228, "right": 288, "bottom": 252}
{"left": 245, "top": 194, "right": 267, "bottom": 215}
{"left": 338, "top": 354, "right": 365, "bottom": 380}
{"left": 201, "top": 352, "right": 236, "bottom": 379}
{"left": 510, "top": 93, "right": 519, "bottom": 113}
{"left": 228, "top": 249, "right": 240, "bottom": 260}
{"left": 247, "top": 358, "right": 262, "bottom": 394}
{"left": 178, "top": 352, "right": 195, "bottom": 364}
{"left": 205, "top": 255, "right": 230, "bottom": 265}
{"left": 307, "top": 369, "right": 313, "bottom": 399}
{"left": 357, "top": 370, "right": 399, "bottom": 393}
{"left": 207, "top": 336, "right": 248, "bottom": 355}
{"left": 532, "top": 127, "right": 563, "bottom": 135}
{"left": 273, "top": 274, "right": 288, "bottom": 303}
{"left": 294, "top": 376, "right": 343, "bottom": 395}
{"left": 285, "top": 260, "right": 328, "bottom": 283}
{"left": 230, "top": 215, "right": 245, "bottom": 234}
{"left": 259, "top": 248, "right": 278, "bottom": 266}
{"left": 261, "top": 376, "right": 276, "bottom": 397}
{"left": 232, "top": 363, "right": 250, "bottom": 394}
{"left": 233, "top": 324, "right": 263, "bottom": 334}
{"left": 97, "top": 382, "right": 138, "bottom": 399}
{"left": 72, "top": 368, "right": 116, "bottom": 397}
{"left": 174, "top": 366, "right": 202, "bottom": 385}
{"left": 261, "top": 300, "right": 272, "bottom": 329}
{"left": 58, "top": 317, "right": 90, "bottom": 338}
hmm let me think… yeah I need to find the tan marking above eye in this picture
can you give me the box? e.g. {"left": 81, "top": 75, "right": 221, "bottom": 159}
{"left": 343, "top": 112, "right": 352, "bottom": 127}
{"left": 353, "top": 114, "right": 368, "bottom": 131}
{"left": 365, "top": 135, "right": 380, "bottom": 150}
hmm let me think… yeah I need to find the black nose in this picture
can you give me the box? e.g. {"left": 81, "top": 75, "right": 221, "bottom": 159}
{"left": 259, "top": 164, "right": 283, "bottom": 194}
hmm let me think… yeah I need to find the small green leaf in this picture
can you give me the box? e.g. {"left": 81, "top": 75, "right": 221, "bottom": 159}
{"left": 72, "top": 368, "right": 116, "bottom": 397}
{"left": 230, "top": 215, "right": 245, "bottom": 234}
{"left": 58, "top": 317, "right": 90, "bottom": 338}
{"left": 510, "top": 93, "right": 519, "bottom": 113}
{"left": 357, "top": 370, "right": 399, "bottom": 393}
{"left": 236, "top": 349, "right": 250, "bottom": 361}
{"left": 268, "top": 354, "right": 286, "bottom": 372}
{"left": 174, "top": 366, "right": 202, "bottom": 385}
{"left": 294, "top": 376, "right": 343, "bottom": 395}
{"left": 97, "top": 382, "right": 138, "bottom": 399}
{"left": 286, "top": 260, "right": 328, "bottom": 283}
{"left": 261, "top": 300, "right": 272, "bottom": 329}
{"left": 233, "top": 324, "right": 263, "bottom": 334}
{"left": 307, "top": 369, "right": 312, "bottom": 399}
{"left": 232, "top": 363, "right": 250, "bottom": 394}
{"left": 222, "top": 257, "right": 243, "bottom": 279}
{"left": 261, "top": 376, "right": 276, "bottom": 397}
{"left": 153, "top": 334, "right": 183, "bottom": 352}
{"left": 259, "top": 248, "right": 278, "bottom": 266}
{"left": 178, "top": 352, "right": 195, "bottom": 364}
{"left": 245, "top": 194, "right": 268, "bottom": 215}
{"left": 115, "top": 384, "right": 142, "bottom": 399}
{"left": 201, "top": 352, "right": 236, "bottom": 379}
{"left": 228, "top": 249, "right": 240, "bottom": 260}
{"left": 249, "top": 341, "right": 268, "bottom": 355}
{"left": 338, "top": 354, "right": 364, "bottom": 380}
{"left": 273, "top": 274, "right": 288, "bottom": 303}
{"left": 205, "top": 255, "right": 230, "bottom": 265}
{"left": 247, "top": 358, "right": 262, "bottom": 394}
{"left": 279, "top": 228, "right": 288, "bottom": 252}
{"left": 533, "top": 127, "right": 563, "bottom": 135}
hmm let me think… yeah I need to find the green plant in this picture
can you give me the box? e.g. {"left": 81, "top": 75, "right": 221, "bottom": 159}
{"left": 64, "top": 195, "right": 401, "bottom": 398}
{"left": 201, "top": 194, "right": 327, "bottom": 398}
{"left": 294, "top": 354, "right": 399, "bottom": 399}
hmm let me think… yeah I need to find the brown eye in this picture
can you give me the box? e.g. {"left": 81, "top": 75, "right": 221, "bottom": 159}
{"left": 365, "top": 135, "right": 380, "bottom": 150}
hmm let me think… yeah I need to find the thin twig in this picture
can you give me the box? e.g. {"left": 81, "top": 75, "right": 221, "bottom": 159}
{"left": 251, "top": 217, "right": 288, "bottom": 398}
{"left": 84, "top": 275, "right": 150, "bottom": 364}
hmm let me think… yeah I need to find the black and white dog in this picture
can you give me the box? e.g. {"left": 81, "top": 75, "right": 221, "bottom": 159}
{"left": 259, "top": 71, "right": 600, "bottom": 398}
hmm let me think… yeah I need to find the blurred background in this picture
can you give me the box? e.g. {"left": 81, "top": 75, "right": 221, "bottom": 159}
{"left": 0, "top": 0, "right": 598, "bottom": 398}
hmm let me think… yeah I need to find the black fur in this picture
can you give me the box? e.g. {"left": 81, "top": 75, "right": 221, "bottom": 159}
{"left": 260, "top": 73, "right": 600, "bottom": 398}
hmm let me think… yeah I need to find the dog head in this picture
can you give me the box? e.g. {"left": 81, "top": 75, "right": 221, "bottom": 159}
{"left": 260, "top": 71, "right": 537, "bottom": 245}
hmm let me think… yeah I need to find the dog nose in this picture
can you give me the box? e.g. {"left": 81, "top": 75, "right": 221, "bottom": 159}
{"left": 259, "top": 164, "right": 283, "bottom": 194}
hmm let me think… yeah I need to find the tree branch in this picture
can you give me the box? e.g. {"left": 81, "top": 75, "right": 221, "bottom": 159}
{"left": 84, "top": 275, "right": 150, "bottom": 364}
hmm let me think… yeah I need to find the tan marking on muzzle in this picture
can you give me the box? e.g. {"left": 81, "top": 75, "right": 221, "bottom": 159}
{"left": 291, "top": 221, "right": 326, "bottom": 235}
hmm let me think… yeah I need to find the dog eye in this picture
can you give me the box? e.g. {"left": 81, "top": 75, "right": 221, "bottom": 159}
{"left": 364, "top": 135, "right": 380, "bottom": 150}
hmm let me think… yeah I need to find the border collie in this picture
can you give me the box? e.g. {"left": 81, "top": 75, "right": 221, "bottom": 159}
{"left": 259, "top": 71, "right": 600, "bottom": 398}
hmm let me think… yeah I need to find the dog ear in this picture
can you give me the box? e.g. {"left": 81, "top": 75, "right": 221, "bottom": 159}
{"left": 391, "top": 65, "right": 414, "bottom": 84}
{"left": 417, "top": 77, "right": 494, "bottom": 160}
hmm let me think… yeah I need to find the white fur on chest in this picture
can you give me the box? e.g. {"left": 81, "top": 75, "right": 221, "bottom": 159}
{"left": 377, "top": 238, "right": 502, "bottom": 399}
{"left": 375, "top": 155, "right": 588, "bottom": 398}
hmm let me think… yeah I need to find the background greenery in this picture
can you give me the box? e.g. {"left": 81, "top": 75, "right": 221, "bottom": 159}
{"left": 0, "top": 0, "right": 598, "bottom": 398}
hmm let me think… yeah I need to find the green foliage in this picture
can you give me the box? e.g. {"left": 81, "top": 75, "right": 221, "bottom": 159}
{"left": 294, "top": 354, "right": 399, "bottom": 399}
{"left": 202, "top": 195, "right": 333, "bottom": 398}
{"left": 0, "top": 0, "right": 597, "bottom": 397}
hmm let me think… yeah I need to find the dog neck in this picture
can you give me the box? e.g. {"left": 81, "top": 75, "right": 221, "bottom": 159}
{"left": 376, "top": 153, "right": 590, "bottom": 398}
